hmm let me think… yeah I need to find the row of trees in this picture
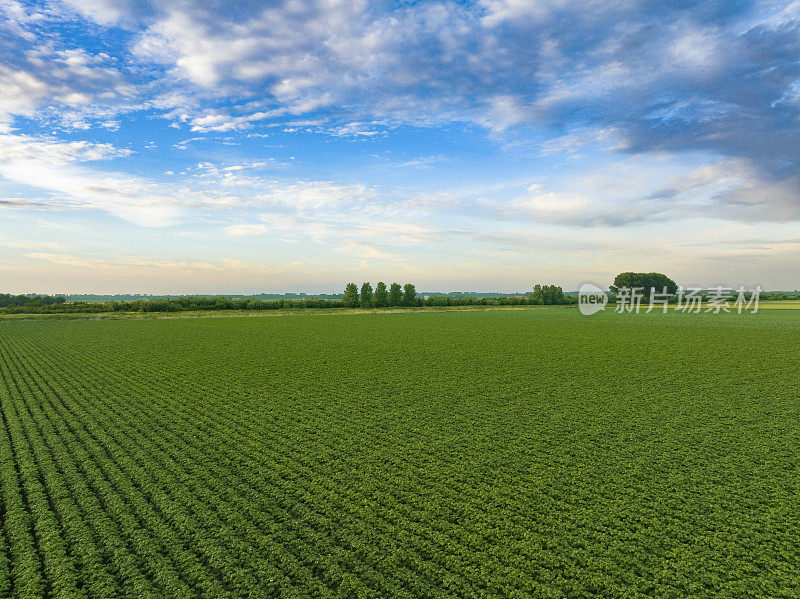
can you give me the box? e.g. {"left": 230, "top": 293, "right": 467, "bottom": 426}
{"left": 0, "top": 293, "right": 67, "bottom": 308}
{"left": 0, "top": 283, "right": 580, "bottom": 314}
{"left": 341, "top": 282, "right": 575, "bottom": 309}
{"left": 0, "top": 296, "right": 344, "bottom": 315}
{"left": 605, "top": 272, "right": 782, "bottom": 302}
{"left": 342, "top": 282, "right": 418, "bottom": 308}
{"left": 0, "top": 293, "right": 573, "bottom": 315}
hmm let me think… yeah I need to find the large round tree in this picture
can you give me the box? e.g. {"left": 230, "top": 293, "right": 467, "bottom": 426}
{"left": 609, "top": 273, "right": 678, "bottom": 297}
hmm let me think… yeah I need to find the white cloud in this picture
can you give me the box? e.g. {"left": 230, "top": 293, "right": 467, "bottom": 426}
{"left": 0, "top": 65, "right": 49, "bottom": 121}
{"left": 395, "top": 155, "right": 449, "bottom": 168}
{"left": 668, "top": 27, "right": 722, "bottom": 75}
{"left": 213, "top": 179, "right": 450, "bottom": 254}
{"left": 0, "top": 42, "right": 139, "bottom": 131}
{"left": 479, "top": 95, "right": 538, "bottom": 131}
{"left": 0, "top": 0, "right": 46, "bottom": 40}
{"left": 223, "top": 223, "right": 269, "bottom": 237}
{"left": 127, "top": 1, "right": 422, "bottom": 128}
{"left": 56, "top": 92, "right": 93, "bottom": 106}
{"left": 2, "top": 0, "right": 799, "bottom": 292}
{"left": 499, "top": 184, "right": 649, "bottom": 227}
{"left": 59, "top": 0, "right": 133, "bottom": 26}
{"left": 0, "top": 133, "right": 131, "bottom": 163}
{"left": 0, "top": 134, "right": 422, "bottom": 235}
{"left": 538, "top": 128, "right": 622, "bottom": 156}
{"left": 25, "top": 251, "right": 225, "bottom": 272}
{"left": 480, "top": 0, "right": 568, "bottom": 27}
{"left": 0, "top": 133, "right": 187, "bottom": 227}
{"left": 255, "top": 181, "right": 378, "bottom": 211}
{"left": 187, "top": 109, "right": 287, "bottom": 132}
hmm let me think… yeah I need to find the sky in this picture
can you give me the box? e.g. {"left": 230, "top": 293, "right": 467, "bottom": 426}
{"left": 1, "top": 0, "right": 799, "bottom": 294}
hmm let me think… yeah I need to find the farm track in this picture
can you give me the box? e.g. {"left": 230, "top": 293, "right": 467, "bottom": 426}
{"left": 0, "top": 311, "right": 798, "bottom": 597}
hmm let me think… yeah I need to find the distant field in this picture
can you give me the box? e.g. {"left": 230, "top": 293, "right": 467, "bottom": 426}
{"left": 0, "top": 309, "right": 798, "bottom": 597}
{"left": 0, "top": 304, "right": 570, "bottom": 321}
{"left": 753, "top": 300, "right": 800, "bottom": 309}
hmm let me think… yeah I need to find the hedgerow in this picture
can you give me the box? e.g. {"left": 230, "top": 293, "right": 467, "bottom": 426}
{"left": 0, "top": 309, "right": 797, "bottom": 596}
{"left": 0, "top": 282, "right": 580, "bottom": 315}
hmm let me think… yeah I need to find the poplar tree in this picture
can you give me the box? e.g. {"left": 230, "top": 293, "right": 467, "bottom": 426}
{"left": 374, "top": 282, "right": 388, "bottom": 307}
{"left": 388, "top": 283, "right": 402, "bottom": 307}
{"left": 360, "top": 282, "right": 373, "bottom": 308}
{"left": 342, "top": 283, "right": 359, "bottom": 308}
{"left": 402, "top": 283, "right": 417, "bottom": 307}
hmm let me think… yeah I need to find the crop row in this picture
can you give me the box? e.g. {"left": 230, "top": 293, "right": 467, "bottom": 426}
{"left": 0, "top": 312, "right": 798, "bottom": 597}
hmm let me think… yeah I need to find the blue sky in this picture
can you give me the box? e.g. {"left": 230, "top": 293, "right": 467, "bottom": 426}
{"left": 1, "top": 0, "right": 799, "bottom": 294}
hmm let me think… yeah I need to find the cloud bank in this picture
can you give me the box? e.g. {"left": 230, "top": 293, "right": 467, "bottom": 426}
{"left": 0, "top": 0, "right": 798, "bottom": 290}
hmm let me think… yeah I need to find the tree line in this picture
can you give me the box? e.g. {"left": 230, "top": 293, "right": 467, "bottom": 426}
{"left": 0, "top": 296, "right": 343, "bottom": 314}
{"left": 0, "top": 293, "right": 67, "bottom": 308}
{"left": 342, "top": 282, "right": 418, "bottom": 308}
{"left": 341, "top": 282, "right": 575, "bottom": 308}
{"left": 605, "top": 273, "right": 791, "bottom": 303}
{"left": 0, "top": 283, "right": 576, "bottom": 314}
{"left": 5, "top": 281, "right": 791, "bottom": 315}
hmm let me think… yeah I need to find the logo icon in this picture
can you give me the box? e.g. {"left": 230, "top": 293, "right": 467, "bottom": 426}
{"left": 578, "top": 283, "right": 608, "bottom": 316}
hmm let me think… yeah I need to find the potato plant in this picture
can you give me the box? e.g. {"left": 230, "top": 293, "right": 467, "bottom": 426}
{"left": 0, "top": 309, "right": 797, "bottom": 597}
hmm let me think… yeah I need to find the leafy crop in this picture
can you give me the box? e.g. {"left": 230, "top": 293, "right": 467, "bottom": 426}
{"left": 0, "top": 309, "right": 798, "bottom": 597}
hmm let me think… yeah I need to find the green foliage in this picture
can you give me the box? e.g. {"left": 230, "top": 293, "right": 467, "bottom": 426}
{"left": 0, "top": 293, "right": 66, "bottom": 308}
{"left": 373, "top": 282, "right": 388, "bottom": 307}
{"left": 342, "top": 283, "right": 359, "bottom": 308}
{"left": 388, "top": 283, "right": 402, "bottom": 307}
{"left": 2, "top": 283, "right": 796, "bottom": 316}
{"left": 760, "top": 290, "right": 800, "bottom": 300}
{"left": 422, "top": 294, "right": 538, "bottom": 307}
{"left": 0, "top": 310, "right": 797, "bottom": 596}
{"left": 529, "top": 284, "right": 572, "bottom": 305}
{"left": 610, "top": 272, "right": 678, "bottom": 297}
{"left": 0, "top": 296, "right": 346, "bottom": 314}
{"left": 141, "top": 298, "right": 181, "bottom": 312}
{"left": 359, "top": 282, "right": 373, "bottom": 308}
{"left": 401, "top": 283, "right": 417, "bottom": 307}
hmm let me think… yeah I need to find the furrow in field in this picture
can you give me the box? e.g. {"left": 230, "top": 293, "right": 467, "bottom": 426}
{"left": 108, "top": 335, "right": 668, "bottom": 596}
{"left": 0, "top": 328, "right": 62, "bottom": 599}
{"left": 0, "top": 332, "right": 109, "bottom": 598}
{"left": 0, "top": 458, "right": 11, "bottom": 599}
{"left": 5, "top": 324, "right": 384, "bottom": 597}
{"left": 10, "top": 318, "right": 592, "bottom": 596}
{"left": 76, "top": 330, "right": 520, "bottom": 596}
{"left": 12, "top": 325, "right": 491, "bottom": 596}
{"left": 3, "top": 310, "right": 799, "bottom": 596}
{"left": 0, "top": 329, "right": 208, "bottom": 598}
{"left": 0, "top": 329, "right": 154, "bottom": 597}
{"left": 0, "top": 334, "right": 14, "bottom": 598}
{"left": 13, "top": 361, "right": 287, "bottom": 597}
{"left": 2, "top": 325, "right": 335, "bottom": 596}
{"left": 141, "top": 375, "right": 542, "bottom": 593}
{"left": 74, "top": 363, "right": 440, "bottom": 595}
{"left": 9, "top": 326, "right": 434, "bottom": 596}
{"left": 4, "top": 332, "right": 237, "bottom": 598}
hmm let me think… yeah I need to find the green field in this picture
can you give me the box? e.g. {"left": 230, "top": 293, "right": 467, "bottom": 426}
{"left": 751, "top": 300, "right": 800, "bottom": 310}
{"left": 0, "top": 309, "right": 798, "bottom": 597}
